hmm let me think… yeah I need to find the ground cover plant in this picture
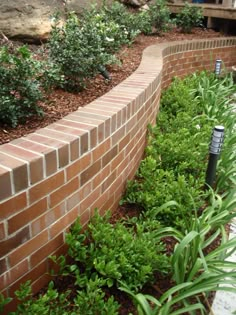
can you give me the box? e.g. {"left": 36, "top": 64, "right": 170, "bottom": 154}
{"left": 1, "top": 70, "right": 236, "bottom": 315}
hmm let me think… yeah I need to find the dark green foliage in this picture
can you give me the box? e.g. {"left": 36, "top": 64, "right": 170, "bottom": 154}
{"left": 0, "top": 46, "right": 44, "bottom": 127}
{"left": 176, "top": 3, "right": 203, "bottom": 33}
{"left": 149, "top": 0, "right": 172, "bottom": 33}
{"left": 121, "top": 72, "right": 227, "bottom": 229}
{"left": 9, "top": 281, "right": 72, "bottom": 315}
{"left": 8, "top": 279, "right": 119, "bottom": 315}
{"left": 65, "top": 211, "right": 169, "bottom": 291}
{"left": 47, "top": 12, "right": 119, "bottom": 91}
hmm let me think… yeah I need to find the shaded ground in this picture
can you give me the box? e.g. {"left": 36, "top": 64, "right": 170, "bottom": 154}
{"left": 0, "top": 27, "right": 224, "bottom": 145}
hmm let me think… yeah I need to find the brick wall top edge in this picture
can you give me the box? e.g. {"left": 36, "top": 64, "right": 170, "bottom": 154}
{"left": 143, "top": 37, "right": 236, "bottom": 58}
{"left": 0, "top": 37, "right": 235, "bottom": 202}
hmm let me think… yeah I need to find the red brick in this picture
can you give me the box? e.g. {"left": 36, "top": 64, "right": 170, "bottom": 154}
{"left": 80, "top": 187, "right": 100, "bottom": 213}
{"left": 0, "top": 257, "right": 7, "bottom": 275}
{"left": 1, "top": 144, "right": 44, "bottom": 186}
{"left": 47, "top": 123, "right": 89, "bottom": 155}
{"left": 93, "top": 164, "right": 110, "bottom": 190}
{"left": 0, "top": 166, "right": 12, "bottom": 200}
{"left": 9, "top": 230, "right": 48, "bottom": 267}
{"left": 92, "top": 138, "right": 111, "bottom": 162}
{"left": 0, "top": 226, "right": 30, "bottom": 258}
{"left": 78, "top": 181, "right": 92, "bottom": 201}
{"left": 30, "top": 234, "right": 63, "bottom": 267}
{"left": 8, "top": 198, "right": 48, "bottom": 235}
{"left": 118, "top": 134, "right": 130, "bottom": 152}
{"left": 0, "top": 153, "right": 28, "bottom": 194}
{"left": 66, "top": 112, "right": 105, "bottom": 147}
{"left": 101, "top": 170, "right": 116, "bottom": 193}
{"left": 45, "top": 150, "right": 58, "bottom": 176}
{"left": 17, "top": 135, "right": 59, "bottom": 176}
{"left": 31, "top": 202, "right": 65, "bottom": 236}
{"left": 66, "top": 153, "right": 92, "bottom": 181}
{"left": 30, "top": 158, "right": 44, "bottom": 184}
{"left": 0, "top": 192, "right": 27, "bottom": 220}
{"left": 58, "top": 144, "right": 69, "bottom": 168}
{"left": 91, "top": 190, "right": 110, "bottom": 211}
{"left": 111, "top": 126, "right": 126, "bottom": 146}
{"left": 49, "top": 206, "right": 79, "bottom": 238}
{"left": 0, "top": 259, "right": 29, "bottom": 292}
{"left": 1, "top": 143, "right": 41, "bottom": 161}
{"left": 59, "top": 119, "right": 98, "bottom": 149}
{"left": 29, "top": 171, "right": 64, "bottom": 204}
{"left": 49, "top": 177, "right": 79, "bottom": 208}
{"left": 33, "top": 129, "right": 80, "bottom": 162}
{"left": 102, "top": 146, "right": 118, "bottom": 168}
{"left": 9, "top": 260, "right": 48, "bottom": 297}
{"left": 80, "top": 160, "right": 101, "bottom": 186}
{"left": 0, "top": 222, "right": 5, "bottom": 241}
{"left": 79, "top": 209, "right": 91, "bottom": 227}
{"left": 111, "top": 151, "right": 125, "bottom": 170}
{"left": 66, "top": 190, "right": 80, "bottom": 211}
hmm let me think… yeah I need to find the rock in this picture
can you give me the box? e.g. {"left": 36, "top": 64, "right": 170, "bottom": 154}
{"left": 0, "top": 0, "right": 107, "bottom": 43}
{"left": 140, "top": 4, "right": 150, "bottom": 11}
{"left": 120, "top": 0, "right": 149, "bottom": 7}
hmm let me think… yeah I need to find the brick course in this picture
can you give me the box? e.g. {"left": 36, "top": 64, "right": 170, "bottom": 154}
{"left": 0, "top": 37, "right": 236, "bottom": 312}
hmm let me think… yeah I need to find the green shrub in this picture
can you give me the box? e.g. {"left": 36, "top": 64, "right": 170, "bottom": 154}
{"left": 47, "top": 13, "right": 119, "bottom": 91}
{"left": 149, "top": 0, "right": 172, "bottom": 33}
{"left": 63, "top": 211, "right": 169, "bottom": 291}
{"left": 8, "top": 279, "right": 119, "bottom": 315}
{"left": 0, "top": 46, "right": 44, "bottom": 127}
{"left": 176, "top": 3, "right": 203, "bottom": 33}
{"left": 122, "top": 163, "right": 206, "bottom": 228}
{"left": 90, "top": 1, "right": 142, "bottom": 42}
{"left": 73, "top": 277, "right": 119, "bottom": 315}
{"left": 9, "top": 281, "right": 72, "bottom": 315}
{"left": 121, "top": 189, "right": 236, "bottom": 315}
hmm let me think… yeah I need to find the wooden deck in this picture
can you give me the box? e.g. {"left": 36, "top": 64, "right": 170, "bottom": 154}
{"left": 168, "top": 3, "right": 236, "bottom": 19}
{"left": 168, "top": 3, "right": 236, "bottom": 32}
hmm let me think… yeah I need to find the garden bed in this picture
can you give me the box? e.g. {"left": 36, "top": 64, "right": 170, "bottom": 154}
{"left": 4, "top": 71, "right": 236, "bottom": 315}
{"left": 0, "top": 27, "right": 223, "bottom": 145}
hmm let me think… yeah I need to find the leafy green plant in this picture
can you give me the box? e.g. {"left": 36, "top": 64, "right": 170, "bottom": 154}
{"left": 121, "top": 269, "right": 236, "bottom": 315}
{"left": 91, "top": 1, "right": 142, "bottom": 42}
{"left": 9, "top": 280, "right": 72, "bottom": 315}
{"left": 47, "top": 12, "right": 118, "bottom": 91}
{"left": 7, "top": 278, "right": 119, "bottom": 315}
{"left": 120, "top": 189, "right": 236, "bottom": 314}
{"left": 122, "top": 165, "right": 206, "bottom": 229}
{"left": 0, "top": 293, "right": 12, "bottom": 313}
{"left": 149, "top": 0, "right": 172, "bottom": 33}
{"left": 0, "top": 45, "right": 44, "bottom": 127}
{"left": 176, "top": 3, "right": 203, "bottom": 33}
{"left": 58, "top": 211, "right": 169, "bottom": 291}
{"left": 74, "top": 277, "right": 119, "bottom": 315}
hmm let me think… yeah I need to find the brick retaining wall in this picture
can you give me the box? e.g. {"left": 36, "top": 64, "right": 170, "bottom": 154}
{"left": 1, "top": 37, "right": 236, "bottom": 312}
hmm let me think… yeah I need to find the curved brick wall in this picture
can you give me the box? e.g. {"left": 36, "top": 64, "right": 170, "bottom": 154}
{"left": 1, "top": 37, "right": 236, "bottom": 311}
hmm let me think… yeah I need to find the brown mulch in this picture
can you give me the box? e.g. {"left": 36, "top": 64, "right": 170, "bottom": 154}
{"left": 0, "top": 27, "right": 225, "bottom": 145}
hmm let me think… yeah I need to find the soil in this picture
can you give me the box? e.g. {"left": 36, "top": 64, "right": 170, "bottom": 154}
{"left": 0, "top": 27, "right": 225, "bottom": 145}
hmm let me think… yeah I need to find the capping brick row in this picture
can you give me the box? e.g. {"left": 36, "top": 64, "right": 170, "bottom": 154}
{"left": 0, "top": 37, "right": 236, "bottom": 312}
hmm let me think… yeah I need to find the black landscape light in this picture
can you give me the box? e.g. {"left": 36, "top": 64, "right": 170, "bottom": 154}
{"left": 215, "top": 59, "right": 222, "bottom": 75}
{"left": 205, "top": 125, "right": 224, "bottom": 188}
{"left": 98, "top": 65, "right": 111, "bottom": 81}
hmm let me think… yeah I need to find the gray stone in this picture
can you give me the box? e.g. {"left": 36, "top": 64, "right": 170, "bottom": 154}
{"left": 0, "top": 0, "right": 107, "bottom": 43}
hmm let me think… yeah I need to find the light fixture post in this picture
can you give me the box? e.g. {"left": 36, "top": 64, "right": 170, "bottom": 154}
{"left": 215, "top": 59, "right": 222, "bottom": 75}
{"left": 205, "top": 126, "right": 224, "bottom": 188}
